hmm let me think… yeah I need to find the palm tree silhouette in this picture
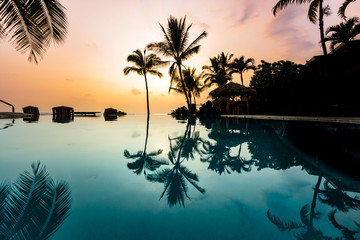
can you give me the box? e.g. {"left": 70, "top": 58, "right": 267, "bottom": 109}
{"left": 147, "top": 15, "right": 207, "bottom": 111}
{"left": 229, "top": 56, "right": 256, "bottom": 86}
{"left": 0, "top": 0, "right": 68, "bottom": 63}
{"left": 318, "top": 180, "right": 360, "bottom": 212}
{"left": 328, "top": 210, "right": 359, "bottom": 240}
{"left": 0, "top": 162, "right": 71, "bottom": 240}
{"left": 124, "top": 49, "right": 164, "bottom": 116}
{"left": 203, "top": 52, "right": 233, "bottom": 88}
{"left": 338, "top": 0, "right": 357, "bottom": 19}
{"left": 146, "top": 120, "right": 205, "bottom": 207}
{"left": 200, "top": 141, "right": 233, "bottom": 175}
{"left": 267, "top": 175, "right": 330, "bottom": 239}
{"left": 273, "top": 0, "right": 331, "bottom": 55}
{"left": 124, "top": 112, "right": 167, "bottom": 176}
{"left": 169, "top": 67, "right": 205, "bottom": 109}
{"left": 325, "top": 17, "right": 360, "bottom": 51}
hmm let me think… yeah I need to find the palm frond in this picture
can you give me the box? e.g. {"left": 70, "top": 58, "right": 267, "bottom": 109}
{"left": 35, "top": 180, "right": 71, "bottom": 240}
{"left": 267, "top": 210, "right": 304, "bottom": 231}
{"left": 0, "top": 0, "right": 45, "bottom": 63}
{"left": 32, "top": 0, "right": 68, "bottom": 45}
{"left": 123, "top": 66, "right": 143, "bottom": 76}
{"left": 299, "top": 204, "right": 310, "bottom": 226}
{"left": 1, "top": 162, "right": 71, "bottom": 240}
{"left": 338, "top": 0, "right": 356, "bottom": 18}
{"left": 307, "top": 0, "right": 318, "bottom": 24}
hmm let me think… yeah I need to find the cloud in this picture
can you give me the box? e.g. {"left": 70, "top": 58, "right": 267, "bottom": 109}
{"left": 65, "top": 78, "right": 75, "bottom": 82}
{"left": 131, "top": 88, "right": 141, "bottom": 95}
{"left": 131, "top": 131, "right": 141, "bottom": 138}
{"left": 265, "top": 6, "right": 318, "bottom": 60}
{"left": 84, "top": 93, "right": 92, "bottom": 97}
{"left": 85, "top": 42, "right": 98, "bottom": 49}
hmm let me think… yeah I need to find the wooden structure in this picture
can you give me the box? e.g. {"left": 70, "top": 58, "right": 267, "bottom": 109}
{"left": 74, "top": 112, "right": 100, "bottom": 116}
{"left": 52, "top": 106, "right": 74, "bottom": 122}
{"left": 209, "top": 82, "right": 256, "bottom": 115}
{"left": 104, "top": 108, "right": 118, "bottom": 121}
{"left": 23, "top": 106, "right": 40, "bottom": 116}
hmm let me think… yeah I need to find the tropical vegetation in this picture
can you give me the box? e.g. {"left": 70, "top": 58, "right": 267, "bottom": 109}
{"left": 0, "top": 162, "right": 71, "bottom": 240}
{"left": 124, "top": 49, "right": 164, "bottom": 116}
{"left": 325, "top": 17, "right": 360, "bottom": 50}
{"left": 272, "top": 0, "right": 331, "bottom": 55}
{"left": 229, "top": 56, "right": 256, "bottom": 86}
{"left": 202, "top": 52, "right": 233, "bottom": 88}
{"left": 0, "top": 0, "right": 68, "bottom": 63}
{"left": 147, "top": 16, "right": 207, "bottom": 112}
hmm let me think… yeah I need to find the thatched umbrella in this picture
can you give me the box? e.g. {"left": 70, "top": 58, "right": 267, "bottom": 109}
{"left": 209, "top": 82, "right": 256, "bottom": 98}
{"left": 209, "top": 82, "right": 256, "bottom": 114}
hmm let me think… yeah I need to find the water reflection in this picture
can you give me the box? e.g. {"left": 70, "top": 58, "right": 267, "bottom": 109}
{"left": 0, "top": 162, "right": 71, "bottom": 240}
{"left": 146, "top": 118, "right": 205, "bottom": 207}
{"left": 124, "top": 114, "right": 167, "bottom": 175}
{"left": 0, "top": 119, "right": 14, "bottom": 130}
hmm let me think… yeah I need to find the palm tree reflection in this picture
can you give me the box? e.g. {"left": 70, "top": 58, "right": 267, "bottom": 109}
{"left": 124, "top": 114, "right": 167, "bottom": 176}
{"left": 0, "top": 162, "right": 71, "bottom": 240}
{"left": 147, "top": 119, "right": 205, "bottom": 207}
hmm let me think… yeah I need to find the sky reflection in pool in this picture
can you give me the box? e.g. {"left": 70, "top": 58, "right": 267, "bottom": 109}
{"left": 0, "top": 115, "right": 359, "bottom": 240}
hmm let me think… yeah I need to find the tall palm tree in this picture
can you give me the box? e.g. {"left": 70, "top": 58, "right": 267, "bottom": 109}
{"left": 325, "top": 17, "right": 360, "bottom": 51}
{"left": 273, "top": 0, "right": 331, "bottom": 56}
{"left": 0, "top": 0, "right": 68, "bottom": 63}
{"left": 202, "top": 52, "right": 233, "bottom": 88}
{"left": 124, "top": 49, "right": 164, "bottom": 116}
{"left": 169, "top": 67, "right": 205, "bottom": 108}
{"left": 338, "top": 0, "right": 357, "bottom": 19}
{"left": 230, "top": 56, "right": 256, "bottom": 86}
{"left": 147, "top": 15, "right": 207, "bottom": 111}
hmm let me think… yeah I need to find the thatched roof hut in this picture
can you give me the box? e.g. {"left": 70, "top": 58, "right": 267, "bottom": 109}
{"left": 208, "top": 82, "right": 256, "bottom": 115}
{"left": 209, "top": 82, "right": 256, "bottom": 98}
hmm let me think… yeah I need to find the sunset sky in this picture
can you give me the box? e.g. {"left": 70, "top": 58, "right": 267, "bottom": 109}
{"left": 1, "top": 0, "right": 359, "bottom": 114}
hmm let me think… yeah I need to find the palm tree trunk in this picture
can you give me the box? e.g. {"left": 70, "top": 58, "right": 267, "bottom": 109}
{"left": 240, "top": 72, "right": 244, "bottom": 86}
{"left": 177, "top": 64, "right": 191, "bottom": 109}
{"left": 319, "top": 1, "right": 328, "bottom": 56}
{"left": 143, "top": 111, "right": 150, "bottom": 154}
{"left": 310, "top": 175, "right": 323, "bottom": 224}
{"left": 144, "top": 73, "right": 150, "bottom": 116}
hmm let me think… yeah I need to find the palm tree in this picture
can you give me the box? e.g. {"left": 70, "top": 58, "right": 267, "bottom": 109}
{"left": 0, "top": 0, "right": 68, "bottom": 63}
{"left": 325, "top": 17, "right": 360, "bottom": 51}
{"left": 124, "top": 49, "right": 164, "bottom": 116}
{"left": 169, "top": 67, "right": 205, "bottom": 108}
{"left": 147, "top": 16, "right": 207, "bottom": 111}
{"left": 230, "top": 56, "right": 256, "bottom": 86}
{"left": 338, "top": 0, "right": 357, "bottom": 19}
{"left": 202, "top": 52, "right": 233, "bottom": 88}
{"left": 273, "top": 0, "right": 331, "bottom": 56}
{"left": 0, "top": 162, "right": 71, "bottom": 240}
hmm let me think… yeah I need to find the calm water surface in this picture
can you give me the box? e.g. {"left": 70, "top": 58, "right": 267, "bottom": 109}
{"left": 0, "top": 115, "right": 359, "bottom": 240}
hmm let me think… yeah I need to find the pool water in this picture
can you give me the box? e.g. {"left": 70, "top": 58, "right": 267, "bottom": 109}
{"left": 0, "top": 115, "right": 359, "bottom": 240}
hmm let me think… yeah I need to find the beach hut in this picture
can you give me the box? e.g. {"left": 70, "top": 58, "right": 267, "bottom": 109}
{"left": 209, "top": 82, "right": 256, "bottom": 115}
{"left": 104, "top": 108, "right": 118, "bottom": 121}
{"left": 52, "top": 106, "right": 74, "bottom": 121}
{"left": 23, "top": 106, "right": 40, "bottom": 116}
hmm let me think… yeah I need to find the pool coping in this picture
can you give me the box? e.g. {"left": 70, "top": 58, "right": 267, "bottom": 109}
{"left": 0, "top": 112, "right": 32, "bottom": 119}
{"left": 221, "top": 114, "right": 360, "bottom": 124}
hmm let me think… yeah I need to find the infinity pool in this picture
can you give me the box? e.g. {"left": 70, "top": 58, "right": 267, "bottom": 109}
{"left": 0, "top": 115, "right": 359, "bottom": 240}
